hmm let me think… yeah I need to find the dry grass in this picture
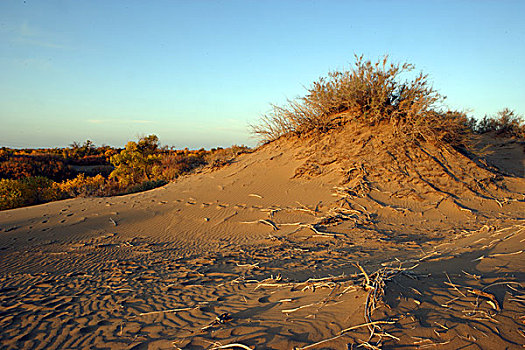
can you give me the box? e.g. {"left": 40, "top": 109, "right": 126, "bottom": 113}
{"left": 472, "top": 108, "right": 525, "bottom": 138}
{"left": 252, "top": 55, "right": 473, "bottom": 147}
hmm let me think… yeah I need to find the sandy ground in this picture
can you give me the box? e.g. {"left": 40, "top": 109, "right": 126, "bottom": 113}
{"left": 1, "top": 128, "right": 524, "bottom": 349}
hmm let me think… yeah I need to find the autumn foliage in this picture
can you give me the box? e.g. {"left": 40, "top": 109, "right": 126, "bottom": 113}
{"left": 109, "top": 135, "right": 163, "bottom": 186}
{"left": 0, "top": 154, "right": 73, "bottom": 181}
{"left": 58, "top": 174, "right": 108, "bottom": 197}
{"left": 0, "top": 177, "right": 62, "bottom": 210}
{"left": 1, "top": 136, "right": 250, "bottom": 210}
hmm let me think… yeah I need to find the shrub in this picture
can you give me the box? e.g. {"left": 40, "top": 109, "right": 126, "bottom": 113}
{"left": 126, "top": 179, "right": 168, "bottom": 194}
{"left": 206, "top": 145, "right": 252, "bottom": 168}
{"left": 0, "top": 160, "right": 34, "bottom": 179}
{"left": 0, "top": 155, "right": 74, "bottom": 181}
{"left": 0, "top": 148, "right": 13, "bottom": 162}
{"left": 474, "top": 108, "right": 524, "bottom": 138}
{"left": 58, "top": 174, "right": 107, "bottom": 197}
{"left": 252, "top": 55, "right": 472, "bottom": 147}
{"left": 159, "top": 153, "right": 206, "bottom": 181}
{"left": 67, "top": 154, "right": 108, "bottom": 166}
{"left": 66, "top": 140, "right": 97, "bottom": 160}
{"left": 0, "top": 179, "right": 29, "bottom": 210}
{"left": 0, "top": 176, "right": 62, "bottom": 210}
{"left": 109, "top": 135, "right": 163, "bottom": 186}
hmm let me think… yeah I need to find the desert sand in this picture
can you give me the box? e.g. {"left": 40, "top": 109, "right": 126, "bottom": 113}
{"left": 1, "top": 124, "right": 524, "bottom": 349}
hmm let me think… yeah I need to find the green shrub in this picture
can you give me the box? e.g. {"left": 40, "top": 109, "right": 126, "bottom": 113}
{"left": 0, "top": 179, "right": 27, "bottom": 209}
{"left": 252, "top": 55, "right": 472, "bottom": 147}
{"left": 0, "top": 176, "right": 62, "bottom": 210}
{"left": 109, "top": 135, "right": 162, "bottom": 186}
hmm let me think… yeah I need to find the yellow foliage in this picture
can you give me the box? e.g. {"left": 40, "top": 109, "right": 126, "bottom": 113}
{"left": 0, "top": 177, "right": 62, "bottom": 210}
{"left": 109, "top": 135, "right": 162, "bottom": 185}
{"left": 58, "top": 174, "right": 106, "bottom": 197}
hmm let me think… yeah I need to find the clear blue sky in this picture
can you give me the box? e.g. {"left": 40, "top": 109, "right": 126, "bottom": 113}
{"left": 1, "top": 0, "right": 524, "bottom": 149}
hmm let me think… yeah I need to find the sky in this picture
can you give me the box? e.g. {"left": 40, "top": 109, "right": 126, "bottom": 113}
{"left": 1, "top": 0, "right": 524, "bottom": 149}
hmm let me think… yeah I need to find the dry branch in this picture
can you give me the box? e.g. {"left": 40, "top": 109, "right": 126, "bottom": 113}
{"left": 210, "top": 343, "right": 253, "bottom": 350}
{"left": 138, "top": 306, "right": 197, "bottom": 316}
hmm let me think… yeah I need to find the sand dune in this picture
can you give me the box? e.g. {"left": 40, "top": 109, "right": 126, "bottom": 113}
{"left": 1, "top": 125, "right": 524, "bottom": 349}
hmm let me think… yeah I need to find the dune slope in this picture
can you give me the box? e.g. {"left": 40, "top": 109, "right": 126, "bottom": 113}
{"left": 0, "top": 124, "right": 524, "bottom": 349}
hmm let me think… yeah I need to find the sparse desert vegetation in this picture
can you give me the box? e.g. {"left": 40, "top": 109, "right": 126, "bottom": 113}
{"left": 2, "top": 0, "right": 524, "bottom": 347}
{"left": 2, "top": 57, "right": 521, "bottom": 212}
{"left": 0, "top": 137, "right": 250, "bottom": 210}
{"left": 0, "top": 55, "right": 524, "bottom": 350}
{"left": 471, "top": 108, "right": 525, "bottom": 138}
{"left": 252, "top": 56, "right": 523, "bottom": 150}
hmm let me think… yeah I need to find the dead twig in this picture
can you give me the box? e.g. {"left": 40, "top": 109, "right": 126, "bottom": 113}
{"left": 138, "top": 306, "right": 198, "bottom": 316}
{"left": 340, "top": 320, "right": 395, "bottom": 333}
{"left": 282, "top": 302, "right": 317, "bottom": 314}
{"left": 355, "top": 262, "right": 372, "bottom": 290}
{"left": 444, "top": 272, "right": 467, "bottom": 297}
{"left": 294, "top": 333, "right": 347, "bottom": 350}
{"left": 468, "top": 288, "right": 500, "bottom": 311}
{"left": 240, "top": 219, "right": 279, "bottom": 230}
{"left": 210, "top": 343, "right": 252, "bottom": 350}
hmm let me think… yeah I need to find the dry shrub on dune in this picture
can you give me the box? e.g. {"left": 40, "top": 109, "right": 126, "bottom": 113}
{"left": 252, "top": 55, "right": 473, "bottom": 147}
{"left": 474, "top": 108, "right": 525, "bottom": 138}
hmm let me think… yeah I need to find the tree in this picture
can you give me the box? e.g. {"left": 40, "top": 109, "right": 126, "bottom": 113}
{"left": 109, "top": 135, "right": 162, "bottom": 186}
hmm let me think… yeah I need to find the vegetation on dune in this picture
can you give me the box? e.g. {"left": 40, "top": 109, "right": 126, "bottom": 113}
{"left": 0, "top": 153, "right": 74, "bottom": 181}
{"left": 0, "top": 137, "right": 251, "bottom": 210}
{"left": 0, "top": 141, "right": 115, "bottom": 181}
{"left": 58, "top": 174, "right": 109, "bottom": 198}
{"left": 252, "top": 55, "right": 523, "bottom": 147}
{"left": 1, "top": 55, "right": 522, "bottom": 211}
{"left": 471, "top": 108, "right": 525, "bottom": 138}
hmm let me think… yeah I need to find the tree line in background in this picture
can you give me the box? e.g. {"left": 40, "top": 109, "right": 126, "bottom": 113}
{"left": 0, "top": 136, "right": 250, "bottom": 210}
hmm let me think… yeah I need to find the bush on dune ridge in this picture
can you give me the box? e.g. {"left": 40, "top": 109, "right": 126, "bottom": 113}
{"left": 473, "top": 108, "right": 525, "bottom": 138}
{"left": 252, "top": 55, "right": 474, "bottom": 147}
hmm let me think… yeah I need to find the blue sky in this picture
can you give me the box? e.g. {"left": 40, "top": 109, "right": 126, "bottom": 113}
{"left": 1, "top": 0, "right": 524, "bottom": 149}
